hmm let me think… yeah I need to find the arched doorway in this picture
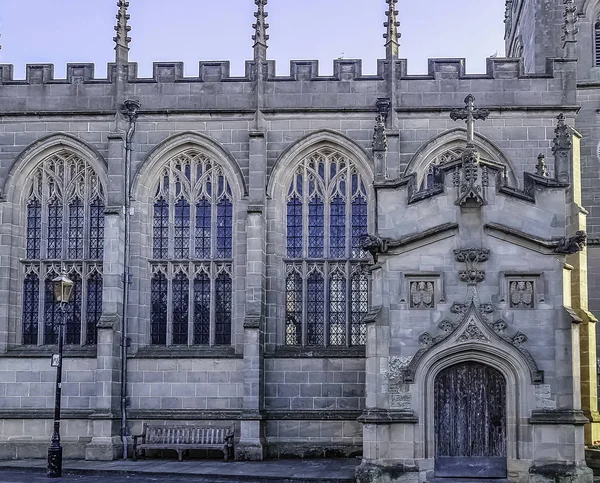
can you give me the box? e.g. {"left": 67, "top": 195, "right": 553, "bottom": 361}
{"left": 434, "top": 361, "right": 507, "bottom": 478}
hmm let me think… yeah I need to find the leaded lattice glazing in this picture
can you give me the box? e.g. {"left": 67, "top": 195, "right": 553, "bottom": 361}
{"left": 22, "top": 150, "right": 105, "bottom": 346}
{"left": 284, "top": 147, "right": 369, "bottom": 347}
{"left": 150, "top": 149, "right": 234, "bottom": 346}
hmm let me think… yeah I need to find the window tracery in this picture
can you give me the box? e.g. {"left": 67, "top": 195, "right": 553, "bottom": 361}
{"left": 284, "top": 147, "right": 369, "bottom": 347}
{"left": 22, "top": 150, "right": 105, "bottom": 346}
{"left": 150, "top": 149, "right": 234, "bottom": 346}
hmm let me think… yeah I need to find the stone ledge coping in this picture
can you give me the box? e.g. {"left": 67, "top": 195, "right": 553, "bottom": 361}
{"left": 1, "top": 346, "right": 97, "bottom": 358}
{"left": 130, "top": 346, "right": 240, "bottom": 359}
{"left": 529, "top": 409, "right": 589, "bottom": 425}
{"left": 357, "top": 409, "right": 418, "bottom": 424}
{"left": 267, "top": 347, "right": 365, "bottom": 359}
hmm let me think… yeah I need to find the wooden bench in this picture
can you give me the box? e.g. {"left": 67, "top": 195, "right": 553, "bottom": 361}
{"left": 132, "top": 424, "right": 234, "bottom": 461}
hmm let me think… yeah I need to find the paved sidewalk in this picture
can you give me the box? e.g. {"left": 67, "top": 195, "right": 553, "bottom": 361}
{"left": 0, "top": 458, "right": 358, "bottom": 483}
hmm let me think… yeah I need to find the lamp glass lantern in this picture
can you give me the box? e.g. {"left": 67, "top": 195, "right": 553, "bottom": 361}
{"left": 52, "top": 271, "right": 74, "bottom": 304}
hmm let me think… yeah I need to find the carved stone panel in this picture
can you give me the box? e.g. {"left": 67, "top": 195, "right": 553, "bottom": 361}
{"left": 509, "top": 280, "right": 535, "bottom": 309}
{"left": 410, "top": 281, "right": 435, "bottom": 309}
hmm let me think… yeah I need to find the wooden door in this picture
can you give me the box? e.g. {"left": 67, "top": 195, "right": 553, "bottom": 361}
{"left": 434, "top": 362, "right": 507, "bottom": 478}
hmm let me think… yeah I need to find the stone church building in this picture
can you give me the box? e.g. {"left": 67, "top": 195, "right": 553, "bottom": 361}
{"left": 0, "top": 0, "right": 599, "bottom": 481}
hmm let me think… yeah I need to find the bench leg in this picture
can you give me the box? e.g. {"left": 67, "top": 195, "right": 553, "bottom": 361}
{"left": 133, "top": 449, "right": 137, "bottom": 461}
{"left": 177, "top": 450, "right": 183, "bottom": 462}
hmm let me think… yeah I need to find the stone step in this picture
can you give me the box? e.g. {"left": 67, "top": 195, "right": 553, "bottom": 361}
{"left": 428, "top": 479, "right": 511, "bottom": 483}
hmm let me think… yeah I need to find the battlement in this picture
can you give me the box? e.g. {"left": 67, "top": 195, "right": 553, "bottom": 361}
{"left": 0, "top": 57, "right": 576, "bottom": 86}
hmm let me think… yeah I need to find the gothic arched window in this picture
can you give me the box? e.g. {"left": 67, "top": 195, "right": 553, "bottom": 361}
{"left": 22, "top": 150, "right": 105, "bottom": 345}
{"left": 150, "top": 149, "right": 234, "bottom": 346}
{"left": 284, "top": 147, "right": 369, "bottom": 347}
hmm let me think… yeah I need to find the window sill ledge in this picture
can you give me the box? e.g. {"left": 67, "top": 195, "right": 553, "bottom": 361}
{"left": 2, "top": 346, "right": 97, "bottom": 358}
{"left": 130, "top": 346, "right": 241, "bottom": 359}
{"left": 267, "top": 346, "right": 365, "bottom": 358}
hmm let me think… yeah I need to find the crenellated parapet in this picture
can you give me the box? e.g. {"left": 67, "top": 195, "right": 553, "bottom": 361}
{"left": 0, "top": 56, "right": 576, "bottom": 85}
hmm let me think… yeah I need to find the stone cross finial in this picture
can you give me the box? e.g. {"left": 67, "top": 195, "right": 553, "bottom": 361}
{"left": 383, "top": 0, "right": 400, "bottom": 59}
{"left": 450, "top": 94, "right": 490, "bottom": 145}
{"left": 252, "top": 0, "right": 269, "bottom": 61}
{"left": 562, "top": 0, "right": 578, "bottom": 58}
{"left": 114, "top": 0, "right": 131, "bottom": 54}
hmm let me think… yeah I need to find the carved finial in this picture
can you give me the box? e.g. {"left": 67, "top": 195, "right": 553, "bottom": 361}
{"left": 450, "top": 94, "right": 490, "bottom": 145}
{"left": 535, "top": 154, "right": 548, "bottom": 177}
{"left": 562, "top": 0, "right": 578, "bottom": 58}
{"left": 383, "top": 0, "right": 400, "bottom": 59}
{"left": 114, "top": 1, "right": 131, "bottom": 58}
{"left": 252, "top": 0, "right": 269, "bottom": 61}
{"left": 552, "top": 114, "right": 572, "bottom": 154}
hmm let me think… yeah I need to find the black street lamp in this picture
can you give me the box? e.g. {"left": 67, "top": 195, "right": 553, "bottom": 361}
{"left": 47, "top": 270, "right": 74, "bottom": 478}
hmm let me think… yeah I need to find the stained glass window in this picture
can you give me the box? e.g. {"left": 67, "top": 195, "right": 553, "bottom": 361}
{"left": 286, "top": 196, "right": 302, "bottom": 258}
{"left": 172, "top": 272, "right": 189, "bottom": 345}
{"left": 329, "top": 270, "right": 346, "bottom": 346}
{"left": 193, "top": 273, "right": 211, "bottom": 345}
{"left": 215, "top": 272, "right": 232, "bottom": 345}
{"left": 43, "top": 274, "right": 60, "bottom": 345}
{"left": 68, "top": 198, "right": 85, "bottom": 259}
{"left": 47, "top": 201, "right": 63, "bottom": 259}
{"left": 26, "top": 199, "right": 42, "bottom": 259}
{"left": 150, "top": 149, "right": 235, "bottom": 346}
{"left": 195, "top": 199, "right": 211, "bottom": 259}
{"left": 22, "top": 150, "right": 105, "bottom": 347}
{"left": 151, "top": 272, "right": 168, "bottom": 345}
{"left": 22, "top": 272, "right": 39, "bottom": 345}
{"left": 284, "top": 147, "right": 370, "bottom": 347}
{"left": 595, "top": 21, "right": 600, "bottom": 66}
{"left": 89, "top": 198, "right": 105, "bottom": 259}
{"left": 351, "top": 270, "right": 368, "bottom": 346}
{"left": 65, "top": 272, "right": 82, "bottom": 345}
{"left": 285, "top": 270, "right": 303, "bottom": 345}
{"left": 153, "top": 198, "right": 169, "bottom": 259}
{"left": 216, "top": 199, "right": 232, "bottom": 259}
{"left": 86, "top": 270, "right": 103, "bottom": 345}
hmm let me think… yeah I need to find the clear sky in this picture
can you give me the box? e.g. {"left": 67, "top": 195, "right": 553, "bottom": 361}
{"left": 0, "top": 0, "right": 506, "bottom": 79}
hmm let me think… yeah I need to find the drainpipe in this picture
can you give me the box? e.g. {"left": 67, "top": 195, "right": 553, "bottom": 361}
{"left": 121, "top": 99, "right": 140, "bottom": 459}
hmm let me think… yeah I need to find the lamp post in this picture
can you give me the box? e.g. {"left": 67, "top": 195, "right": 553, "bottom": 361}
{"left": 47, "top": 270, "right": 74, "bottom": 478}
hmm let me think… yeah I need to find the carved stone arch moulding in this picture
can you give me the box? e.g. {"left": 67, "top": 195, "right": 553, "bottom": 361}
{"left": 3, "top": 132, "right": 108, "bottom": 204}
{"left": 267, "top": 129, "right": 374, "bottom": 200}
{"left": 403, "top": 127, "right": 518, "bottom": 189}
{"left": 132, "top": 131, "right": 247, "bottom": 202}
{"left": 397, "top": 302, "right": 543, "bottom": 385}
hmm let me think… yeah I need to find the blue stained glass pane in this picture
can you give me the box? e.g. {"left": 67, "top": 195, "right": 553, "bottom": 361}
{"left": 285, "top": 272, "right": 303, "bottom": 345}
{"left": 329, "top": 273, "right": 346, "bottom": 346}
{"left": 172, "top": 273, "right": 189, "bottom": 345}
{"left": 86, "top": 272, "right": 102, "bottom": 345}
{"left": 151, "top": 273, "right": 168, "bottom": 345}
{"left": 215, "top": 273, "right": 232, "bottom": 345}
{"left": 352, "top": 174, "right": 358, "bottom": 194}
{"left": 351, "top": 197, "right": 368, "bottom": 258}
{"left": 216, "top": 200, "right": 232, "bottom": 258}
{"left": 174, "top": 199, "right": 190, "bottom": 259}
{"left": 153, "top": 199, "right": 169, "bottom": 259}
{"left": 296, "top": 174, "right": 302, "bottom": 194}
{"left": 47, "top": 201, "right": 63, "bottom": 259}
{"left": 306, "top": 272, "right": 324, "bottom": 346}
{"left": 318, "top": 162, "right": 324, "bottom": 179}
{"left": 195, "top": 199, "right": 212, "bottom": 259}
{"left": 193, "top": 274, "right": 210, "bottom": 345}
{"left": 22, "top": 273, "right": 39, "bottom": 345}
{"left": 330, "top": 196, "right": 346, "bottom": 258}
{"left": 27, "top": 200, "right": 42, "bottom": 259}
{"left": 65, "top": 273, "right": 82, "bottom": 345}
{"left": 286, "top": 197, "right": 303, "bottom": 258}
{"left": 308, "top": 199, "right": 324, "bottom": 258}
